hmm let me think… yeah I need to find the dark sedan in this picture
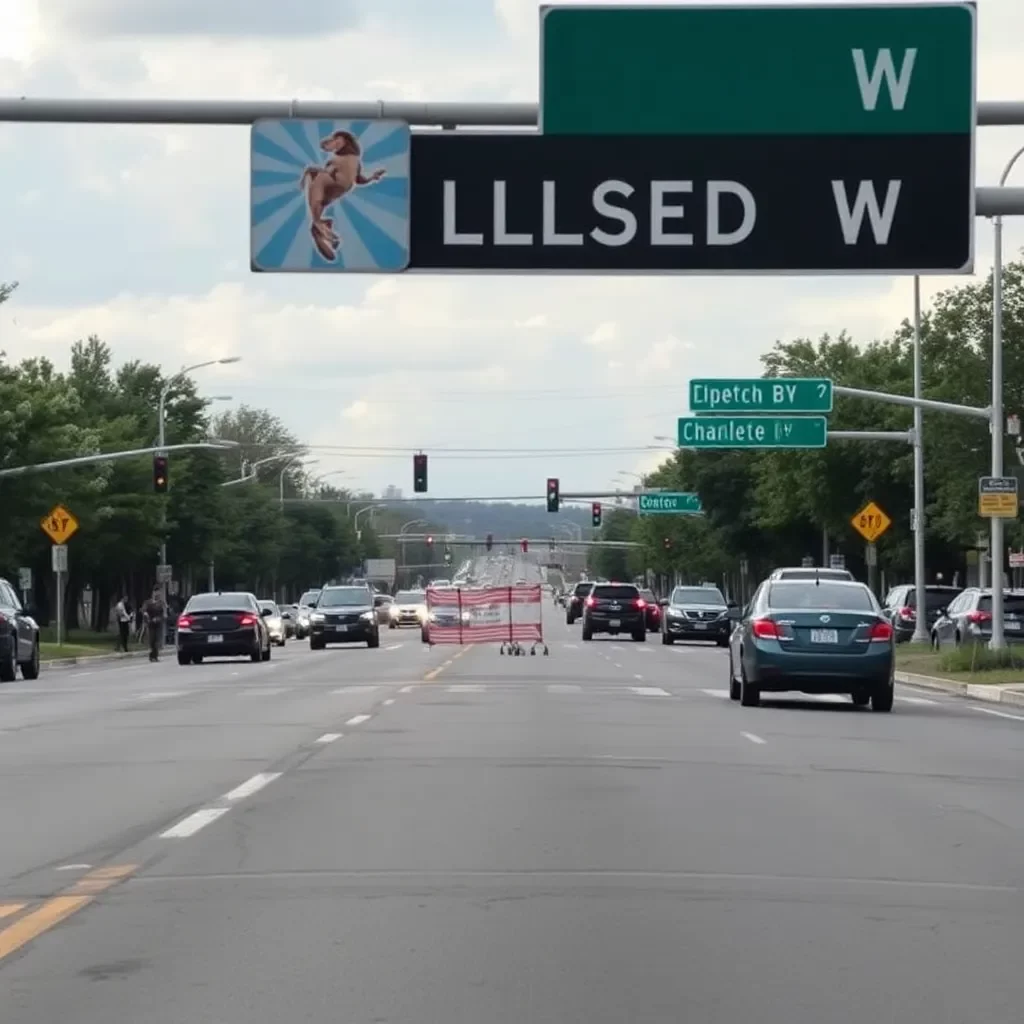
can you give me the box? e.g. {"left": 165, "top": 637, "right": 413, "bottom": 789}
{"left": 727, "top": 579, "right": 894, "bottom": 711}
{"left": 565, "top": 581, "right": 594, "bottom": 624}
{"left": 0, "top": 577, "right": 40, "bottom": 682}
{"left": 176, "top": 591, "right": 271, "bottom": 665}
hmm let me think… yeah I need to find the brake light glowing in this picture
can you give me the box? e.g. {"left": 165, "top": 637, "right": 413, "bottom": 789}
{"left": 635, "top": 598, "right": 646, "bottom": 609}
{"left": 237, "top": 613, "right": 258, "bottom": 626}
{"left": 751, "top": 618, "right": 780, "bottom": 639}
{"left": 967, "top": 610, "right": 991, "bottom": 624}
{"left": 584, "top": 596, "right": 596, "bottom": 607}
{"left": 897, "top": 606, "right": 915, "bottom": 621}
{"left": 869, "top": 621, "right": 894, "bottom": 642}
{"left": 177, "top": 615, "right": 193, "bottom": 629}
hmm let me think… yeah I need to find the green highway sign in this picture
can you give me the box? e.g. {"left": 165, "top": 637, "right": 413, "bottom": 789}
{"left": 638, "top": 493, "right": 702, "bottom": 515}
{"left": 540, "top": 4, "right": 975, "bottom": 135}
{"left": 678, "top": 416, "right": 828, "bottom": 450}
{"left": 690, "top": 378, "right": 833, "bottom": 414}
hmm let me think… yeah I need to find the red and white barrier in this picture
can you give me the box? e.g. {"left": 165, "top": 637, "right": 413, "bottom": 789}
{"left": 424, "top": 585, "right": 544, "bottom": 646}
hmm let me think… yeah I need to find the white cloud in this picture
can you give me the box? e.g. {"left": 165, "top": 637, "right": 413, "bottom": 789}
{"left": 2, "top": 0, "right": 1024, "bottom": 499}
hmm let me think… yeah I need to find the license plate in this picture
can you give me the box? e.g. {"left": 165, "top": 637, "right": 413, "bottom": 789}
{"left": 694, "top": 622, "right": 707, "bottom": 630}
{"left": 810, "top": 629, "right": 838, "bottom": 644}
{"left": 609, "top": 619, "right": 621, "bottom": 628}
{"left": 207, "top": 634, "right": 223, "bottom": 644}
{"left": 1008, "top": 620, "right": 1021, "bottom": 630}
{"left": 335, "top": 624, "right": 349, "bottom": 632}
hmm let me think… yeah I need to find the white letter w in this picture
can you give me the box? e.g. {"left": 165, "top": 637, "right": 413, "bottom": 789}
{"left": 831, "top": 181, "right": 902, "bottom": 245}
{"left": 852, "top": 48, "right": 917, "bottom": 111}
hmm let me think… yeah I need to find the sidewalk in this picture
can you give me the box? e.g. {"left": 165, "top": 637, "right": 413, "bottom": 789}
{"left": 41, "top": 647, "right": 168, "bottom": 671}
{"left": 896, "top": 670, "right": 1024, "bottom": 709}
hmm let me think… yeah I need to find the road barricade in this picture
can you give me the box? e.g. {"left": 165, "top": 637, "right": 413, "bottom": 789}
{"left": 424, "top": 585, "right": 548, "bottom": 655}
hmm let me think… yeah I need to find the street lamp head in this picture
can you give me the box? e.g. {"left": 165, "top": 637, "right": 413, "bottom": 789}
{"left": 217, "top": 356, "right": 242, "bottom": 365}
{"left": 208, "top": 395, "right": 233, "bottom": 402}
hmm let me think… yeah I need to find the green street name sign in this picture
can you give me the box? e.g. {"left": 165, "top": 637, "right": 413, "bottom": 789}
{"left": 540, "top": 4, "right": 975, "bottom": 135}
{"left": 638, "top": 492, "right": 702, "bottom": 515}
{"left": 689, "top": 378, "right": 833, "bottom": 414}
{"left": 678, "top": 416, "right": 828, "bottom": 449}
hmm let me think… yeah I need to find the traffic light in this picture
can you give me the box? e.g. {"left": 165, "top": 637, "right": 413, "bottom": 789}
{"left": 444, "top": 546, "right": 452, "bottom": 566}
{"left": 521, "top": 539, "right": 529, "bottom": 554}
{"left": 426, "top": 534, "right": 434, "bottom": 548}
{"left": 546, "top": 477, "right": 560, "bottom": 513}
{"left": 663, "top": 536, "right": 672, "bottom": 551}
{"left": 486, "top": 533, "right": 493, "bottom": 551}
{"left": 153, "top": 454, "right": 169, "bottom": 493}
{"left": 592, "top": 501, "right": 602, "bottom": 527}
{"left": 413, "top": 453, "right": 428, "bottom": 493}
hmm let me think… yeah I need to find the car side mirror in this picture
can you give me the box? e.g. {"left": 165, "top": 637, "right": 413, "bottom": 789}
{"left": 727, "top": 606, "right": 742, "bottom": 621}
{"left": 260, "top": 607, "right": 273, "bottom": 617}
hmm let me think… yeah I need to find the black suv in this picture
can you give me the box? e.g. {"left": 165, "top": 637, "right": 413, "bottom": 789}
{"left": 310, "top": 585, "right": 380, "bottom": 649}
{"left": 0, "top": 577, "right": 41, "bottom": 682}
{"left": 581, "top": 583, "right": 647, "bottom": 642}
{"left": 661, "top": 584, "right": 732, "bottom": 646}
{"left": 565, "top": 581, "right": 594, "bottom": 624}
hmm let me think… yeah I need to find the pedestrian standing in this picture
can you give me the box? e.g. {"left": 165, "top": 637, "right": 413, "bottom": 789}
{"left": 142, "top": 586, "right": 166, "bottom": 662}
{"left": 114, "top": 595, "right": 132, "bottom": 652}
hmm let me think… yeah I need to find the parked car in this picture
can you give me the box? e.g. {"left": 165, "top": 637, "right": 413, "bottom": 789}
{"left": 930, "top": 588, "right": 1024, "bottom": 647}
{"left": 0, "top": 577, "right": 40, "bottom": 682}
{"left": 881, "top": 583, "right": 963, "bottom": 643}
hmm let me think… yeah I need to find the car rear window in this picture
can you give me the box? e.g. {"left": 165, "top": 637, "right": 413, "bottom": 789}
{"left": 187, "top": 593, "right": 254, "bottom": 612}
{"left": 591, "top": 585, "right": 639, "bottom": 600}
{"left": 672, "top": 587, "right": 726, "bottom": 606}
{"left": 768, "top": 582, "right": 875, "bottom": 611}
{"left": 978, "top": 594, "right": 1024, "bottom": 613}
{"left": 574, "top": 583, "right": 593, "bottom": 596}
{"left": 775, "top": 569, "right": 853, "bottom": 581}
{"left": 299, "top": 590, "right": 321, "bottom": 606}
{"left": 904, "top": 587, "right": 962, "bottom": 610}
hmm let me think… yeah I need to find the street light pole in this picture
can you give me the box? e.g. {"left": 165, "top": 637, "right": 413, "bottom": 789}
{"left": 989, "top": 143, "right": 1024, "bottom": 650}
{"left": 279, "top": 457, "right": 318, "bottom": 507}
{"left": 911, "top": 276, "right": 930, "bottom": 643}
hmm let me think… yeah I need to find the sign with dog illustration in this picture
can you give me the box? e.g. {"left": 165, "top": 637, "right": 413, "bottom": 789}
{"left": 250, "top": 119, "right": 411, "bottom": 272}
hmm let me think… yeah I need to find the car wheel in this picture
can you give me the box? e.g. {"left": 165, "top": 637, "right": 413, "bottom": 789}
{"left": 871, "top": 684, "right": 894, "bottom": 713}
{"left": 851, "top": 689, "right": 870, "bottom": 707}
{"left": 582, "top": 626, "right": 593, "bottom": 641}
{"left": 262, "top": 643, "right": 272, "bottom": 661}
{"left": 367, "top": 630, "right": 380, "bottom": 649}
{"left": 632, "top": 629, "right": 646, "bottom": 642}
{"left": 728, "top": 655, "right": 740, "bottom": 701}
{"left": 250, "top": 643, "right": 262, "bottom": 663}
{"left": 716, "top": 638, "right": 729, "bottom": 648}
{"left": 389, "top": 622, "right": 396, "bottom": 629}
{"left": 192, "top": 654, "right": 204, "bottom": 664}
{"left": 19, "top": 639, "right": 40, "bottom": 680}
{"left": 310, "top": 638, "right": 325, "bottom": 651}
{"left": 739, "top": 661, "right": 760, "bottom": 707}
{"left": 0, "top": 643, "right": 17, "bottom": 683}
{"left": 177, "top": 652, "right": 191, "bottom": 666}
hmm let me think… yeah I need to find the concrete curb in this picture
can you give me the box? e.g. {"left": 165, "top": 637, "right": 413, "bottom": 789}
{"left": 41, "top": 648, "right": 165, "bottom": 671}
{"left": 896, "top": 670, "right": 1024, "bottom": 708}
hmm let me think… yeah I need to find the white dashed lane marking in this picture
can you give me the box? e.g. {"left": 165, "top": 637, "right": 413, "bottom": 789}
{"left": 223, "top": 772, "right": 281, "bottom": 802}
{"left": 160, "top": 808, "right": 229, "bottom": 839}
{"left": 630, "top": 686, "right": 671, "bottom": 697}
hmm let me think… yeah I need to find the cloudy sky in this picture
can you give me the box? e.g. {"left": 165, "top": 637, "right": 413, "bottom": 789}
{"left": 1, "top": 0, "right": 1022, "bottom": 500}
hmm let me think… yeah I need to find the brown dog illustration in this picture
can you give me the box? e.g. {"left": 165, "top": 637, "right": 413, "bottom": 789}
{"left": 300, "top": 129, "right": 387, "bottom": 261}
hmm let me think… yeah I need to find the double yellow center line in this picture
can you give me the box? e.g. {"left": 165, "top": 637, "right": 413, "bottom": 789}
{"left": 423, "top": 644, "right": 474, "bottom": 681}
{"left": 0, "top": 864, "right": 137, "bottom": 965}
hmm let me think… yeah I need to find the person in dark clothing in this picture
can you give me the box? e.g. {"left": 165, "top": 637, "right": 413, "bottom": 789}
{"left": 143, "top": 586, "right": 166, "bottom": 662}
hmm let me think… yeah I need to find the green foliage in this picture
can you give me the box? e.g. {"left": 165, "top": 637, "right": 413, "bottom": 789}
{"left": 938, "top": 643, "right": 1024, "bottom": 674}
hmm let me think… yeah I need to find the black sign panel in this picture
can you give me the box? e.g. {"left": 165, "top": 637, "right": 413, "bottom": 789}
{"left": 409, "top": 133, "right": 971, "bottom": 274}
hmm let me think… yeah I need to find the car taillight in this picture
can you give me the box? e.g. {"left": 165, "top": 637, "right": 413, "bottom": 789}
{"left": 635, "top": 598, "right": 646, "bottom": 609}
{"left": 584, "top": 596, "right": 595, "bottom": 607}
{"left": 897, "top": 607, "right": 915, "bottom": 621}
{"left": 967, "top": 610, "right": 991, "bottom": 624}
{"left": 751, "top": 618, "right": 780, "bottom": 639}
{"left": 177, "top": 614, "right": 193, "bottom": 629}
{"left": 869, "top": 621, "right": 894, "bottom": 642}
{"left": 237, "top": 613, "right": 258, "bottom": 626}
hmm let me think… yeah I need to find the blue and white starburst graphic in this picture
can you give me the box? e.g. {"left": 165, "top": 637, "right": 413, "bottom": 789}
{"left": 250, "top": 118, "right": 410, "bottom": 273}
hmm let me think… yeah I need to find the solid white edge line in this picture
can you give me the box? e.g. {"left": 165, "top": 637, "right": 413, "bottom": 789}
{"left": 972, "top": 706, "right": 1024, "bottom": 721}
{"left": 741, "top": 731, "right": 767, "bottom": 745}
{"left": 346, "top": 714, "right": 372, "bottom": 725}
{"left": 315, "top": 733, "right": 343, "bottom": 743}
{"left": 223, "top": 772, "right": 282, "bottom": 802}
{"left": 383, "top": 698, "right": 395, "bottom": 706}
{"left": 160, "top": 807, "right": 229, "bottom": 839}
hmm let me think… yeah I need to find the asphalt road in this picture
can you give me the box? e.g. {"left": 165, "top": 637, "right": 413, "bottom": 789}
{"left": 3, "top": 583, "right": 1024, "bottom": 1022}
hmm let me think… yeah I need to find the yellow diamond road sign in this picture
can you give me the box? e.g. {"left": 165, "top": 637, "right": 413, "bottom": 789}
{"left": 851, "top": 501, "right": 891, "bottom": 544}
{"left": 40, "top": 504, "right": 79, "bottom": 545}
